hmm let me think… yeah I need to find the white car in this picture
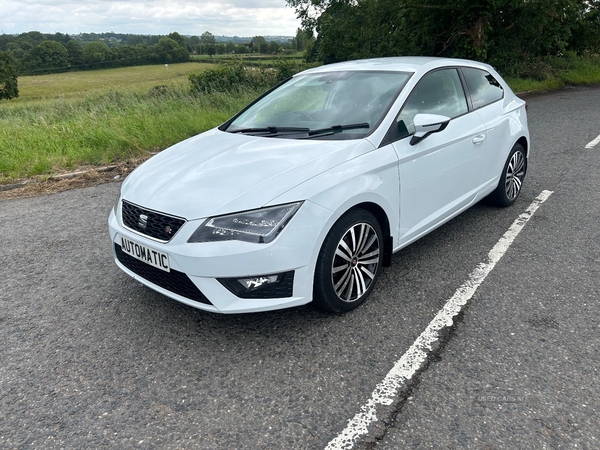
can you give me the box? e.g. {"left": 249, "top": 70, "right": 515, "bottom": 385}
{"left": 108, "top": 57, "right": 529, "bottom": 314}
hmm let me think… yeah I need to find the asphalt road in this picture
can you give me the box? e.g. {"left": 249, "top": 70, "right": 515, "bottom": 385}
{"left": 376, "top": 87, "right": 600, "bottom": 449}
{"left": 1, "top": 86, "right": 599, "bottom": 449}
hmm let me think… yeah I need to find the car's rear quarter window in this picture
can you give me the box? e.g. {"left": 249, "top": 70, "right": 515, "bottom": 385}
{"left": 462, "top": 67, "right": 504, "bottom": 109}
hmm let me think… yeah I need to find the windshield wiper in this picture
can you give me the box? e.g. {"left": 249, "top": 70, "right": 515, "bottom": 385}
{"left": 304, "top": 123, "right": 370, "bottom": 138}
{"left": 229, "top": 126, "right": 310, "bottom": 136}
{"left": 228, "top": 123, "right": 370, "bottom": 139}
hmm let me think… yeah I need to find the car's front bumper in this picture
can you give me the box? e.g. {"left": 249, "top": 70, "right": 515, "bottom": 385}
{"left": 108, "top": 200, "right": 332, "bottom": 313}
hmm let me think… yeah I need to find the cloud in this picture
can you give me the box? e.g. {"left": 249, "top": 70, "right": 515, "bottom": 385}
{"left": 0, "top": 0, "right": 300, "bottom": 36}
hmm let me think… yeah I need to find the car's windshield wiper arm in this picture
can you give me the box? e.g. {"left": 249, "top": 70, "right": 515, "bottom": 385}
{"left": 229, "top": 126, "right": 310, "bottom": 135}
{"left": 304, "top": 123, "right": 370, "bottom": 138}
{"left": 229, "top": 123, "right": 370, "bottom": 139}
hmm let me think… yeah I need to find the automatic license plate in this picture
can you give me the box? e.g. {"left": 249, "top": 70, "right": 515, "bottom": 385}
{"left": 119, "top": 235, "right": 170, "bottom": 272}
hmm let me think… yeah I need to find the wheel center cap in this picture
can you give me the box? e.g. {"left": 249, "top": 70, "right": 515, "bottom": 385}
{"left": 351, "top": 257, "right": 358, "bottom": 267}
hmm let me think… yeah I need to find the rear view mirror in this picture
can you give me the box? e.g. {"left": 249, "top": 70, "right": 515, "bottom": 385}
{"left": 410, "top": 113, "right": 451, "bottom": 145}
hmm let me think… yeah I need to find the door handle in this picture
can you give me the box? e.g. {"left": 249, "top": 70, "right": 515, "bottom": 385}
{"left": 472, "top": 134, "right": 486, "bottom": 145}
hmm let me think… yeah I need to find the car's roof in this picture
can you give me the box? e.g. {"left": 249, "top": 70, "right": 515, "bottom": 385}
{"left": 300, "top": 56, "right": 492, "bottom": 75}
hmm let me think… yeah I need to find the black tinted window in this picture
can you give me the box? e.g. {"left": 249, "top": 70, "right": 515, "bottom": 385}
{"left": 462, "top": 68, "right": 503, "bottom": 109}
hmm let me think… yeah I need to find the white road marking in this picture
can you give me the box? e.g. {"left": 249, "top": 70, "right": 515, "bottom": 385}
{"left": 585, "top": 135, "right": 600, "bottom": 149}
{"left": 325, "top": 190, "right": 554, "bottom": 450}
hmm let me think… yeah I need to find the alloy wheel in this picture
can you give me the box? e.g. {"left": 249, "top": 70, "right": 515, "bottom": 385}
{"left": 331, "top": 222, "right": 380, "bottom": 302}
{"left": 505, "top": 150, "right": 526, "bottom": 201}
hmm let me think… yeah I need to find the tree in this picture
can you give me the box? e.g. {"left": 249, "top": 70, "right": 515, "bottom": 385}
{"left": 134, "top": 43, "right": 154, "bottom": 65}
{"left": 188, "top": 35, "right": 201, "bottom": 52}
{"left": 235, "top": 44, "right": 249, "bottom": 54}
{"left": 287, "top": 0, "right": 600, "bottom": 75}
{"left": 269, "top": 41, "right": 281, "bottom": 54}
{"left": 291, "top": 28, "right": 311, "bottom": 52}
{"left": 251, "top": 36, "right": 268, "bottom": 53}
{"left": 52, "top": 32, "right": 72, "bottom": 46}
{"left": 168, "top": 32, "right": 187, "bottom": 49}
{"left": 215, "top": 43, "right": 226, "bottom": 55}
{"left": 21, "top": 40, "right": 69, "bottom": 74}
{"left": 126, "top": 35, "right": 147, "bottom": 46}
{"left": 154, "top": 37, "right": 189, "bottom": 63}
{"left": 0, "top": 51, "right": 19, "bottom": 100}
{"left": 83, "top": 41, "right": 112, "bottom": 69}
{"left": 112, "top": 45, "right": 140, "bottom": 67}
{"left": 200, "top": 31, "right": 216, "bottom": 46}
{"left": 200, "top": 31, "right": 217, "bottom": 56}
{"left": 5, "top": 42, "right": 25, "bottom": 60}
{"left": 17, "top": 31, "right": 46, "bottom": 52}
{"left": 570, "top": 0, "right": 600, "bottom": 53}
{"left": 305, "top": 0, "right": 367, "bottom": 63}
{"left": 225, "top": 41, "right": 236, "bottom": 54}
{"left": 65, "top": 39, "right": 84, "bottom": 67}
{"left": 207, "top": 43, "right": 217, "bottom": 56}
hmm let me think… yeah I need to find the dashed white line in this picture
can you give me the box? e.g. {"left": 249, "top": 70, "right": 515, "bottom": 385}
{"left": 585, "top": 135, "right": 600, "bottom": 149}
{"left": 325, "top": 190, "right": 554, "bottom": 450}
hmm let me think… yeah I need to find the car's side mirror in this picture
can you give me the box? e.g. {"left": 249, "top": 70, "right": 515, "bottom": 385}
{"left": 410, "top": 113, "right": 451, "bottom": 146}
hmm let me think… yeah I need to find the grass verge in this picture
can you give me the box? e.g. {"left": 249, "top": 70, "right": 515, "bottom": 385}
{"left": 0, "top": 86, "right": 257, "bottom": 183}
{"left": 506, "top": 54, "right": 600, "bottom": 94}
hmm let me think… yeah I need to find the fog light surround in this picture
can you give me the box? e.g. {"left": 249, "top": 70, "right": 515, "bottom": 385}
{"left": 239, "top": 274, "right": 281, "bottom": 291}
{"left": 218, "top": 271, "right": 295, "bottom": 299}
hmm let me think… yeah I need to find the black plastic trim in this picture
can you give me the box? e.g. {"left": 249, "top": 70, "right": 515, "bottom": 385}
{"left": 115, "top": 244, "right": 212, "bottom": 305}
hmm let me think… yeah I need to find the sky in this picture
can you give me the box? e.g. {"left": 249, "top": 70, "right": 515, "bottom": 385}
{"left": 0, "top": 0, "right": 301, "bottom": 37}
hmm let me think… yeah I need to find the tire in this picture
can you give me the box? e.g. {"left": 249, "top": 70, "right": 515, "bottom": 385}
{"left": 313, "top": 209, "right": 383, "bottom": 313}
{"left": 488, "top": 143, "right": 527, "bottom": 207}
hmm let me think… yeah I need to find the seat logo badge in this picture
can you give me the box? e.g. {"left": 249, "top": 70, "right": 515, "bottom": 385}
{"left": 139, "top": 214, "right": 148, "bottom": 229}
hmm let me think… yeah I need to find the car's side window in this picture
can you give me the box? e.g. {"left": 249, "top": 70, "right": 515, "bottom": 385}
{"left": 395, "top": 69, "right": 468, "bottom": 139}
{"left": 462, "top": 67, "right": 503, "bottom": 109}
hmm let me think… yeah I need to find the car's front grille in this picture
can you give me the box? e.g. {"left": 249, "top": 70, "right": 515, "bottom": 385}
{"left": 115, "top": 244, "right": 212, "bottom": 305}
{"left": 121, "top": 200, "right": 186, "bottom": 242}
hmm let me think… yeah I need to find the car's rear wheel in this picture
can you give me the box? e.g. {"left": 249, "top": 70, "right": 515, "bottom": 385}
{"left": 489, "top": 143, "right": 527, "bottom": 207}
{"left": 313, "top": 209, "right": 383, "bottom": 313}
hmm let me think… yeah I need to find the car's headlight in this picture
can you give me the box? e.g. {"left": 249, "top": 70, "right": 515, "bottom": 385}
{"left": 188, "top": 202, "right": 303, "bottom": 244}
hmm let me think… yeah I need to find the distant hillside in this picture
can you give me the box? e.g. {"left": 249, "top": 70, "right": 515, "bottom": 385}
{"left": 71, "top": 32, "right": 292, "bottom": 45}
{"left": 214, "top": 35, "right": 293, "bottom": 44}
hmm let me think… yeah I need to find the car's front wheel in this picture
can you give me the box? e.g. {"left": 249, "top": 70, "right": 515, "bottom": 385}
{"left": 489, "top": 143, "right": 527, "bottom": 207}
{"left": 313, "top": 209, "right": 383, "bottom": 313}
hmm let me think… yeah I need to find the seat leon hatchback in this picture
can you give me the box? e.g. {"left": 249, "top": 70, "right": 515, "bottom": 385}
{"left": 108, "top": 57, "right": 529, "bottom": 314}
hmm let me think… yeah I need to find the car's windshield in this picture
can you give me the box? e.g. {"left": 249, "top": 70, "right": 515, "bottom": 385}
{"left": 224, "top": 70, "right": 412, "bottom": 140}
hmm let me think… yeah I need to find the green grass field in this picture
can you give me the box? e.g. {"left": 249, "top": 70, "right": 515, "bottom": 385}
{"left": 15, "top": 62, "right": 211, "bottom": 101}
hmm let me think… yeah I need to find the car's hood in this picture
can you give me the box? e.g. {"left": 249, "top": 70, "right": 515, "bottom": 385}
{"left": 121, "top": 129, "right": 375, "bottom": 219}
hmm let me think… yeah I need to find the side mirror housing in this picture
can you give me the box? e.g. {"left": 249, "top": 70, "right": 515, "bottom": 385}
{"left": 410, "top": 113, "right": 451, "bottom": 145}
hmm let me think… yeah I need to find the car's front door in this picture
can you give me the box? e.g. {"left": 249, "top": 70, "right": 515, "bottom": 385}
{"left": 390, "top": 68, "right": 488, "bottom": 246}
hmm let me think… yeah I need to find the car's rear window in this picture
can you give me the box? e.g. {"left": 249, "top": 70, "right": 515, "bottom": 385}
{"left": 462, "top": 67, "right": 504, "bottom": 109}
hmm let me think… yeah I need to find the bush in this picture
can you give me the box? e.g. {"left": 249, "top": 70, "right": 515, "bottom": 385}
{"left": 188, "top": 59, "right": 315, "bottom": 94}
{"left": 189, "top": 61, "right": 276, "bottom": 94}
{"left": 515, "top": 60, "right": 556, "bottom": 81}
{"left": 275, "top": 59, "right": 303, "bottom": 82}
